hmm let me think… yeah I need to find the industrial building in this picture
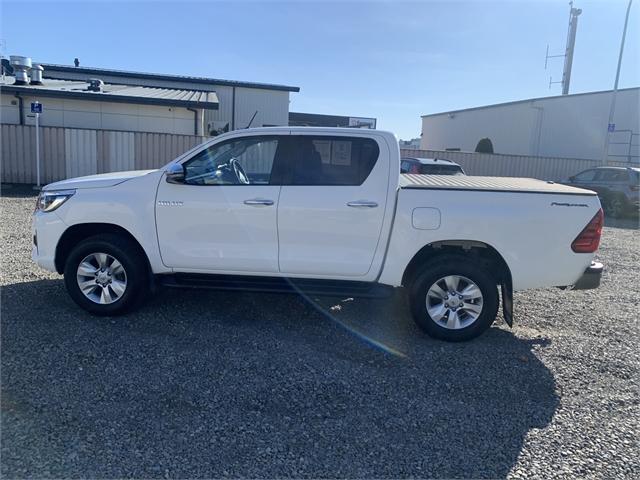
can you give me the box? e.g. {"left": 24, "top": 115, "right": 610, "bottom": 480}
{"left": 0, "top": 55, "right": 303, "bottom": 184}
{"left": 0, "top": 76, "right": 219, "bottom": 135}
{"left": 41, "top": 63, "right": 299, "bottom": 134}
{"left": 398, "top": 138, "right": 421, "bottom": 150}
{"left": 2, "top": 59, "right": 381, "bottom": 136}
{"left": 420, "top": 87, "right": 640, "bottom": 162}
{"left": 1, "top": 58, "right": 300, "bottom": 135}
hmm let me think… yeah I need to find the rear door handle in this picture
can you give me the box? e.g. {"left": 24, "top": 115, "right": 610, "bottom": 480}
{"left": 244, "top": 198, "right": 274, "bottom": 206}
{"left": 347, "top": 201, "right": 378, "bottom": 208}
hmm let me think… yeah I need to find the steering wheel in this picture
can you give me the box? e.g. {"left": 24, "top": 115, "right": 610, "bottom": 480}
{"left": 230, "top": 158, "right": 250, "bottom": 184}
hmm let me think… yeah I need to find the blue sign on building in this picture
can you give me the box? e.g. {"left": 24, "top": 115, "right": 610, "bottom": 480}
{"left": 31, "top": 102, "right": 43, "bottom": 114}
{"left": 608, "top": 123, "right": 615, "bottom": 132}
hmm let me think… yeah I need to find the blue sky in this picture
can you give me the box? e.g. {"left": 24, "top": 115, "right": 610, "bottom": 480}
{"left": 1, "top": 0, "right": 638, "bottom": 138}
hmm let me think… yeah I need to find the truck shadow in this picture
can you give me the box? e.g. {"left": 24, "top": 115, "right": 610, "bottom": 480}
{"left": 2, "top": 279, "right": 558, "bottom": 479}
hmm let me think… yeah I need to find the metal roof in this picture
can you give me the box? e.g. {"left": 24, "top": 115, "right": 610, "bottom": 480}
{"left": 421, "top": 86, "right": 640, "bottom": 118}
{"left": 42, "top": 63, "right": 300, "bottom": 93}
{"left": 0, "top": 77, "right": 219, "bottom": 109}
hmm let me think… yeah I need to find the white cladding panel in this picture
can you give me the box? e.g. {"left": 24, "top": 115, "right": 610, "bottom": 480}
{"left": 421, "top": 88, "right": 640, "bottom": 161}
{"left": 0, "top": 93, "right": 196, "bottom": 134}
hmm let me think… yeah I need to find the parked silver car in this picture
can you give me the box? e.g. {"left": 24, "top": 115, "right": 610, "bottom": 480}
{"left": 400, "top": 157, "right": 466, "bottom": 175}
{"left": 563, "top": 166, "right": 639, "bottom": 218}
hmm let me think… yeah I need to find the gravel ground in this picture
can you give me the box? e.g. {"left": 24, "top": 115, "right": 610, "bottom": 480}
{"left": 1, "top": 187, "right": 638, "bottom": 479}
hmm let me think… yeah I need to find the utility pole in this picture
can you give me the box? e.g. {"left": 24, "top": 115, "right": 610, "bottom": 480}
{"left": 545, "top": 2, "right": 582, "bottom": 95}
{"left": 603, "top": 0, "right": 633, "bottom": 165}
{"left": 562, "top": 5, "right": 582, "bottom": 94}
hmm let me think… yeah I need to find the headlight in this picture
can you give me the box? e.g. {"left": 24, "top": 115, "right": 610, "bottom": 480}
{"left": 35, "top": 189, "right": 76, "bottom": 212}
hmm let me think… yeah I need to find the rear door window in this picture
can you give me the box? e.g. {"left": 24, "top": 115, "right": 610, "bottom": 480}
{"left": 595, "top": 169, "right": 629, "bottom": 183}
{"left": 284, "top": 136, "right": 380, "bottom": 186}
{"left": 573, "top": 169, "right": 597, "bottom": 182}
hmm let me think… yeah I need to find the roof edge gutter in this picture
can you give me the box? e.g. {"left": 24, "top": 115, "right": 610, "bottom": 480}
{"left": 421, "top": 86, "right": 640, "bottom": 118}
{"left": 40, "top": 64, "right": 301, "bottom": 92}
{"left": 1, "top": 85, "right": 219, "bottom": 109}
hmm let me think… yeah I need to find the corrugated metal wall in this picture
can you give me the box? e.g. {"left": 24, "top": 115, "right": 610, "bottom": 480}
{"left": 203, "top": 86, "right": 290, "bottom": 133}
{"left": 1, "top": 124, "right": 205, "bottom": 184}
{"left": 133, "top": 131, "right": 203, "bottom": 170}
{"left": 2, "top": 124, "right": 635, "bottom": 185}
{"left": 401, "top": 148, "right": 633, "bottom": 181}
{"left": 204, "top": 85, "right": 234, "bottom": 129}
{"left": 233, "top": 87, "right": 289, "bottom": 129}
{"left": 65, "top": 129, "right": 97, "bottom": 179}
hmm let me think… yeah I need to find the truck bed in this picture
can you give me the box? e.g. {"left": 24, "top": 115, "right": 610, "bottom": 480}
{"left": 400, "top": 174, "right": 597, "bottom": 196}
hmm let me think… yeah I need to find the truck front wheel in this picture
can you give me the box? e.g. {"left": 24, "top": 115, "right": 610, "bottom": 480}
{"left": 63, "top": 234, "right": 149, "bottom": 316}
{"left": 409, "top": 256, "right": 499, "bottom": 342}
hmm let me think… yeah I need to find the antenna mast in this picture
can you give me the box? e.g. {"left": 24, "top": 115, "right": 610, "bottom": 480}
{"left": 545, "top": 2, "right": 582, "bottom": 94}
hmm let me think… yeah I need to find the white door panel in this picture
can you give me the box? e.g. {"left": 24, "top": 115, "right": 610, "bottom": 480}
{"left": 277, "top": 187, "right": 387, "bottom": 276}
{"left": 155, "top": 134, "right": 283, "bottom": 272}
{"left": 277, "top": 134, "right": 390, "bottom": 277}
{"left": 156, "top": 184, "right": 280, "bottom": 272}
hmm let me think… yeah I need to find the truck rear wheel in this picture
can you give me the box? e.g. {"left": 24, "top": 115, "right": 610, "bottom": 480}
{"left": 63, "top": 234, "right": 148, "bottom": 316}
{"left": 409, "top": 256, "right": 499, "bottom": 342}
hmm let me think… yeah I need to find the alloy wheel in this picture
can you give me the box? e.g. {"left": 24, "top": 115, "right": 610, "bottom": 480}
{"left": 76, "top": 252, "right": 127, "bottom": 305}
{"left": 426, "top": 275, "right": 484, "bottom": 330}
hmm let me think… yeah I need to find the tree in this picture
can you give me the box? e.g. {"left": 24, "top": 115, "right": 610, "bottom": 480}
{"left": 475, "top": 138, "right": 494, "bottom": 153}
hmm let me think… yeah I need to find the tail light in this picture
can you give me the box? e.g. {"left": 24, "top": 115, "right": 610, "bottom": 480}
{"left": 571, "top": 208, "right": 604, "bottom": 253}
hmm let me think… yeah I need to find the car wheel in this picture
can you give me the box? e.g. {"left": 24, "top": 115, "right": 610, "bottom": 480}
{"left": 63, "top": 234, "right": 149, "bottom": 315}
{"left": 605, "top": 196, "right": 625, "bottom": 218}
{"left": 409, "top": 255, "right": 500, "bottom": 342}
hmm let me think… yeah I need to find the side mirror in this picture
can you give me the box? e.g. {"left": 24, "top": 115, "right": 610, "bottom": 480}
{"left": 165, "top": 163, "right": 185, "bottom": 184}
{"left": 569, "top": 176, "right": 576, "bottom": 182}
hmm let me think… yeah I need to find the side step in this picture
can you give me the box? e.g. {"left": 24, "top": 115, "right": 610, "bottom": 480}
{"left": 157, "top": 273, "right": 394, "bottom": 298}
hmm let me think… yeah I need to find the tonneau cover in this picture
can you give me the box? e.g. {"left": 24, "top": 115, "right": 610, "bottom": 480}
{"left": 400, "top": 174, "right": 597, "bottom": 196}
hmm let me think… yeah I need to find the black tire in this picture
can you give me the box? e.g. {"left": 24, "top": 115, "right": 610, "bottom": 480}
{"left": 63, "top": 234, "right": 149, "bottom": 315}
{"left": 604, "top": 195, "right": 626, "bottom": 218}
{"left": 409, "top": 255, "right": 500, "bottom": 342}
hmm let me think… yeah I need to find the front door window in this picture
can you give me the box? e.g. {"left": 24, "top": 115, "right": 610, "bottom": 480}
{"left": 184, "top": 137, "right": 278, "bottom": 185}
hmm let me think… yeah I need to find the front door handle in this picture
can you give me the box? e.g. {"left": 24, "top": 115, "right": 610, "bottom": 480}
{"left": 244, "top": 198, "right": 274, "bottom": 206}
{"left": 347, "top": 200, "right": 378, "bottom": 208}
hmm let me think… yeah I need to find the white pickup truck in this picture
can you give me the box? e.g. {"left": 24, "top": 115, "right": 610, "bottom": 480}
{"left": 32, "top": 127, "right": 604, "bottom": 341}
